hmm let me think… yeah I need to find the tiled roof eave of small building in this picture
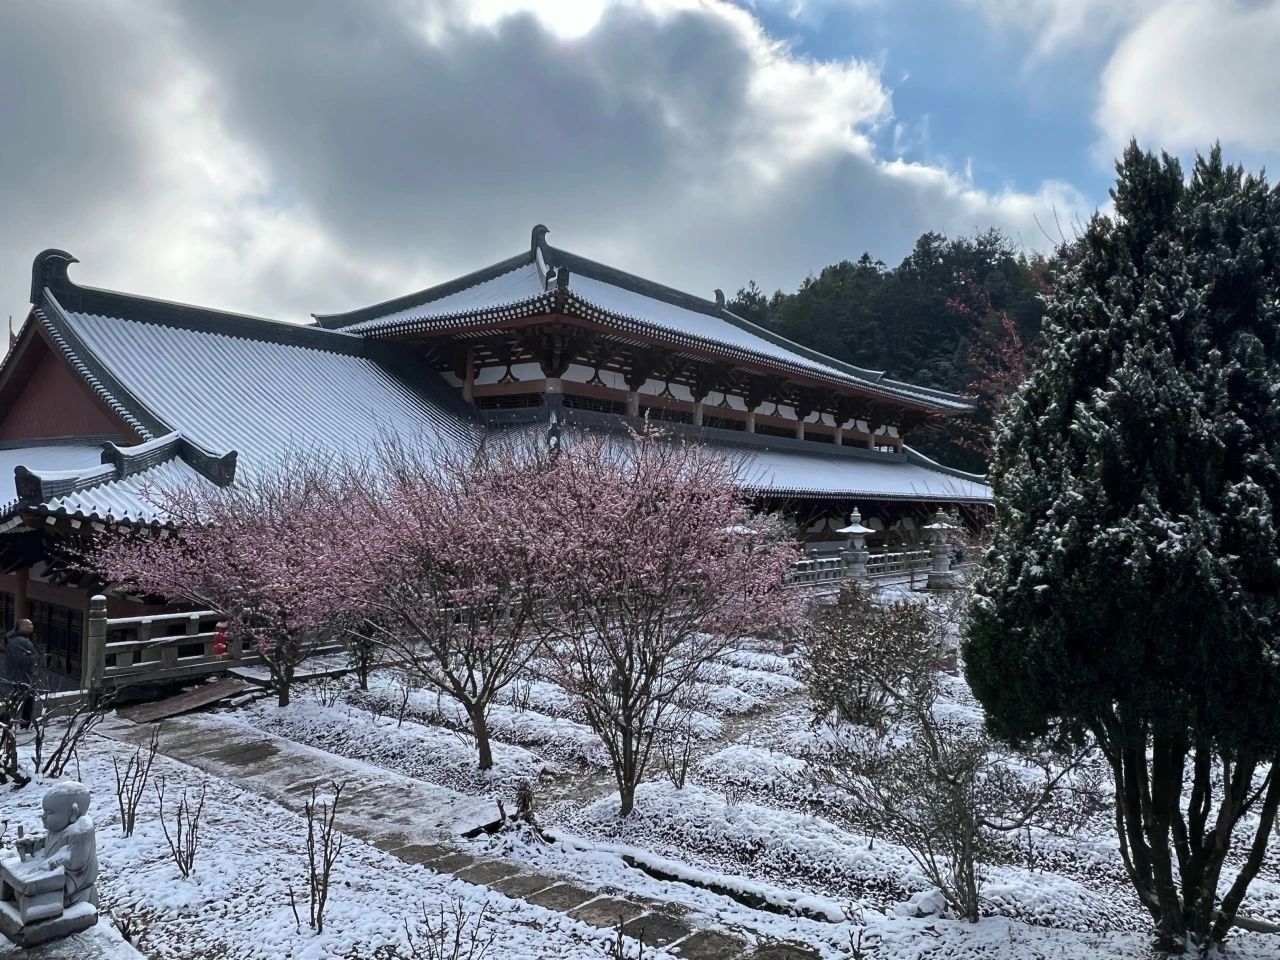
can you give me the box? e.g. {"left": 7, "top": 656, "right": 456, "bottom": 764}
{"left": 742, "top": 486, "right": 992, "bottom": 502}
{"left": 0, "top": 430, "right": 239, "bottom": 529}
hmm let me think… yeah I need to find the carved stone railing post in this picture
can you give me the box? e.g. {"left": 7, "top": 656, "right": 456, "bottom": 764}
{"left": 81, "top": 596, "right": 108, "bottom": 694}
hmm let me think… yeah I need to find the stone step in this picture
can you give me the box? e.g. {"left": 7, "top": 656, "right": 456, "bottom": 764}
{"left": 95, "top": 715, "right": 760, "bottom": 958}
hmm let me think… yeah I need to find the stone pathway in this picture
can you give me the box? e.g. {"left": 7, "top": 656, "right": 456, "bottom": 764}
{"left": 0, "top": 921, "right": 142, "bottom": 960}
{"left": 96, "top": 714, "right": 819, "bottom": 960}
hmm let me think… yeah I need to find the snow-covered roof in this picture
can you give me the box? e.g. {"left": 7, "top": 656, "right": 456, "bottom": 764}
{"left": 44, "top": 456, "right": 212, "bottom": 524}
{"left": 3, "top": 248, "right": 988, "bottom": 527}
{"left": 349, "top": 260, "right": 548, "bottom": 330}
{"left": 315, "top": 227, "right": 971, "bottom": 414}
{"left": 486, "top": 416, "right": 991, "bottom": 503}
{"left": 1, "top": 251, "right": 482, "bottom": 522}
{"left": 0, "top": 442, "right": 109, "bottom": 513}
{"left": 56, "top": 307, "right": 477, "bottom": 474}
{"left": 735, "top": 446, "right": 990, "bottom": 501}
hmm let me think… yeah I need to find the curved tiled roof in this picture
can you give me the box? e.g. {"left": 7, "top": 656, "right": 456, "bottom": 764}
{"left": 25, "top": 261, "right": 481, "bottom": 487}
{"left": 4, "top": 247, "right": 988, "bottom": 526}
{"left": 735, "top": 446, "right": 990, "bottom": 501}
{"left": 43, "top": 456, "right": 212, "bottom": 524}
{"left": 60, "top": 308, "right": 477, "bottom": 476}
{"left": 343, "top": 261, "right": 548, "bottom": 332}
{"left": 2, "top": 254, "right": 482, "bottom": 522}
{"left": 0, "top": 443, "right": 109, "bottom": 515}
{"left": 315, "top": 227, "right": 973, "bottom": 414}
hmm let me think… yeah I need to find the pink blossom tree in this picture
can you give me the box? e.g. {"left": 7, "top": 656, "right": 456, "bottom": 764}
{"left": 343, "top": 439, "right": 554, "bottom": 771}
{"left": 950, "top": 287, "right": 1031, "bottom": 458}
{"left": 90, "top": 452, "right": 358, "bottom": 707}
{"left": 535, "top": 429, "right": 804, "bottom": 816}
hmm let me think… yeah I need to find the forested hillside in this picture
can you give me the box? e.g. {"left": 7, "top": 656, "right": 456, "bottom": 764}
{"left": 730, "top": 229, "right": 1052, "bottom": 472}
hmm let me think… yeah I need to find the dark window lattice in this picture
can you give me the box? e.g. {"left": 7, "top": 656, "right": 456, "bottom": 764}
{"left": 27, "top": 599, "right": 83, "bottom": 679}
{"left": 474, "top": 393, "right": 544, "bottom": 410}
{"left": 754, "top": 423, "right": 797, "bottom": 439}
{"left": 562, "top": 394, "right": 626, "bottom": 415}
{"left": 0, "top": 593, "right": 14, "bottom": 634}
{"left": 703, "top": 416, "right": 745, "bottom": 432}
{"left": 641, "top": 406, "right": 692, "bottom": 424}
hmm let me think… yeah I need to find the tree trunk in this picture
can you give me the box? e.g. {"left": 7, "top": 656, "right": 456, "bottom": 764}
{"left": 1210, "top": 768, "right": 1280, "bottom": 944}
{"left": 618, "top": 779, "right": 636, "bottom": 817}
{"left": 277, "top": 661, "right": 293, "bottom": 708}
{"left": 470, "top": 705, "right": 494, "bottom": 771}
{"left": 618, "top": 720, "right": 637, "bottom": 816}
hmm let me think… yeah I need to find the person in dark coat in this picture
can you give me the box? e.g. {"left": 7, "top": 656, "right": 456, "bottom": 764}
{"left": 0, "top": 619, "right": 35, "bottom": 787}
{"left": 3, "top": 619, "right": 38, "bottom": 728}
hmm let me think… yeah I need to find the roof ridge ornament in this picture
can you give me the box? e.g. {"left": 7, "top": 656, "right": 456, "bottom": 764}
{"left": 531, "top": 224, "right": 549, "bottom": 256}
{"left": 101, "top": 432, "right": 237, "bottom": 488}
{"left": 714, "top": 289, "right": 725, "bottom": 308}
{"left": 555, "top": 266, "right": 570, "bottom": 291}
{"left": 30, "top": 250, "right": 79, "bottom": 305}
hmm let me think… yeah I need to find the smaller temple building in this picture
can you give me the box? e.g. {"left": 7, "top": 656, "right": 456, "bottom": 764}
{"left": 0, "top": 228, "right": 990, "bottom": 686}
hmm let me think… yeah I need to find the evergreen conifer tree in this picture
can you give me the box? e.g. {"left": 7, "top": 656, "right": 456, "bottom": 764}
{"left": 964, "top": 143, "right": 1280, "bottom": 952}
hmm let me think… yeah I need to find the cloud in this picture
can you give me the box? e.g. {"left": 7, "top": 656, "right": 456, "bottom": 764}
{"left": 0, "top": 0, "right": 1088, "bottom": 328}
{"left": 1094, "top": 0, "right": 1280, "bottom": 158}
{"left": 963, "top": 0, "right": 1142, "bottom": 59}
{"left": 957, "top": 0, "right": 1280, "bottom": 165}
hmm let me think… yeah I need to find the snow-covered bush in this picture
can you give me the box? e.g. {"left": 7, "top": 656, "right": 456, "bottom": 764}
{"left": 814, "top": 591, "right": 1098, "bottom": 922}
{"left": 798, "top": 582, "right": 940, "bottom": 731}
{"left": 390, "top": 899, "right": 497, "bottom": 960}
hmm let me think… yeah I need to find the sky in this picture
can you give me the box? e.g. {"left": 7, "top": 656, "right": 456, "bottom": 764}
{"left": 2, "top": 0, "right": 1278, "bottom": 327}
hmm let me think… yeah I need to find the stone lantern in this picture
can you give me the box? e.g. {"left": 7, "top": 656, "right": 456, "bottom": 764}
{"left": 836, "top": 508, "right": 874, "bottom": 580}
{"left": 923, "top": 508, "right": 960, "bottom": 590}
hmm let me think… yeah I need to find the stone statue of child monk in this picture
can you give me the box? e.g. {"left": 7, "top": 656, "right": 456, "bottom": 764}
{"left": 29, "top": 781, "right": 99, "bottom": 908}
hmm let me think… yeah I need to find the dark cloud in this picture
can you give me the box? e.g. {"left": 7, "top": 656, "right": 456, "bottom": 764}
{"left": 0, "top": 0, "right": 1085, "bottom": 326}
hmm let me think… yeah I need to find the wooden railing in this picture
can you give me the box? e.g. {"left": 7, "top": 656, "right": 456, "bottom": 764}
{"left": 82, "top": 597, "right": 344, "bottom": 691}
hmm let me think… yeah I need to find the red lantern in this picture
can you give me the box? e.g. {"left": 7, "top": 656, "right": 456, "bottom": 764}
{"left": 213, "top": 622, "right": 228, "bottom": 656}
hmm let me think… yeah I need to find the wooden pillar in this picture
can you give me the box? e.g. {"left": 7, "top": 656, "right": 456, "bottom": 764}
{"left": 692, "top": 401, "right": 704, "bottom": 426}
{"left": 834, "top": 424, "right": 844, "bottom": 446}
{"left": 793, "top": 389, "right": 817, "bottom": 442}
{"left": 14, "top": 568, "right": 28, "bottom": 619}
{"left": 745, "top": 411, "right": 755, "bottom": 433}
{"left": 461, "top": 348, "right": 476, "bottom": 403}
{"left": 623, "top": 354, "right": 653, "bottom": 420}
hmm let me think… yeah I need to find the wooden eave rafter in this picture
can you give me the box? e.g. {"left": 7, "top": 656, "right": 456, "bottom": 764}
{"left": 397, "top": 311, "right": 952, "bottom": 419}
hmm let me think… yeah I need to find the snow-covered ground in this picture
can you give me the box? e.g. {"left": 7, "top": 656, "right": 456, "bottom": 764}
{"left": 5, "top": 593, "right": 1280, "bottom": 958}
{"left": 0, "top": 732, "right": 650, "bottom": 959}
{"left": 213, "top": 625, "right": 1280, "bottom": 958}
